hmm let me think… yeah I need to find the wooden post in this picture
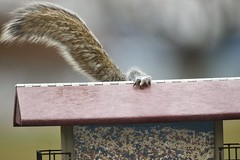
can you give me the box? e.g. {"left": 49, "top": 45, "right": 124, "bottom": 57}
{"left": 215, "top": 121, "right": 223, "bottom": 159}
{"left": 61, "top": 126, "right": 74, "bottom": 160}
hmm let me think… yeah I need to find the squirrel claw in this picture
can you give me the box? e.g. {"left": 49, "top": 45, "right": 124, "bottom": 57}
{"left": 133, "top": 76, "right": 152, "bottom": 87}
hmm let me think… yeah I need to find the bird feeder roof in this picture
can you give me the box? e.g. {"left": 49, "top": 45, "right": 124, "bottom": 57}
{"left": 14, "top": 77, "right": 240, "bottom": 126}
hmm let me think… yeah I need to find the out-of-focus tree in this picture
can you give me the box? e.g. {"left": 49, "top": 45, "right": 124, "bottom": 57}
{"left": 100, "top": 0, "right": 240, "bottom": 77}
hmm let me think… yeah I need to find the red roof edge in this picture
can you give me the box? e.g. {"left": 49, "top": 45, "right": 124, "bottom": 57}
{"left": 12, "top": 113, "right": 240, "bottom": 127}
{"left": 13, "top": 90, "right": 22, "bottom": 126}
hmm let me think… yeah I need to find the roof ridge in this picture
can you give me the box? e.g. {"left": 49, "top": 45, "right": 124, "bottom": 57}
{"left": 15, "top": 77, "right": 240, "bottom": 87}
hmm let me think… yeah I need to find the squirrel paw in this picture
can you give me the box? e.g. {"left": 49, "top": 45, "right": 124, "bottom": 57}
{"left": 133, "top": 76, "right": 152, "bottom": 87}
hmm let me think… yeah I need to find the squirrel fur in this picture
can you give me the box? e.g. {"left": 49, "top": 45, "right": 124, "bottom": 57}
{"left": 1, "top": 2, "right": 151, "bottom": 85}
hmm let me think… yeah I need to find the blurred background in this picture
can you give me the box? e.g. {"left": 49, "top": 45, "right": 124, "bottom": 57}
{"left": 1, "top": 0, "right": 240, "bottom": 159}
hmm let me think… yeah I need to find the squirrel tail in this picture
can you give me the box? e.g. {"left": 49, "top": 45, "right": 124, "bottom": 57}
{"left": 1, "top": 2, "right": 126, "bottom": 81}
